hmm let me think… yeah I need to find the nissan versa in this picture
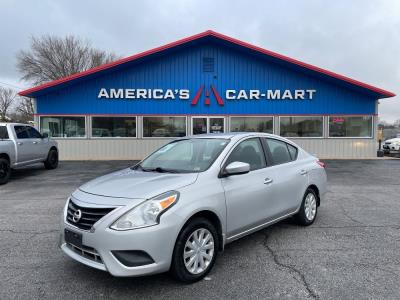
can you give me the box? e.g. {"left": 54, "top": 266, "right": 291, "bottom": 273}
{"left": 60, "top": 132, "right": 327, "bottom": 282}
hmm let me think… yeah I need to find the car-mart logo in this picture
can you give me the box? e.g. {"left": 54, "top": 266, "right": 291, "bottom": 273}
{"left": 191, "top": 84, "right": 224, "bottom": 106}
{"left": 97, "top": 87, "right": 316, "bottom": 102}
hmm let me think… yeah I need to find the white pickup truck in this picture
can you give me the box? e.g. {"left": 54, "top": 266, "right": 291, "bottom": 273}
{"left": 0, "top": 123, "right": 58, "bottom": 185}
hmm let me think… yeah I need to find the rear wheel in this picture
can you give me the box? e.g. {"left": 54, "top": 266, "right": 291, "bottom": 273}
{"left": 170, "top": 218, "right": 218, "bottom": 283}
{"left": 0, "top": 158, "right": 11, "bottom": 185}
{"left": 44, "top": 149, "right": 58, "bottom": 170}
{"left": 295, "top": 188, "right": 318, "bottom": 226}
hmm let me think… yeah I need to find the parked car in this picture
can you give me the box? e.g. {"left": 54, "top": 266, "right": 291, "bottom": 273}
{"left": 60, "top": 132, "right": 327, "bottom": 283}
{"left": 0, "top": 123, "right": 59, "bottom": 185}
{"left": 382, "top": 137, "right": 400, "bottom": 153}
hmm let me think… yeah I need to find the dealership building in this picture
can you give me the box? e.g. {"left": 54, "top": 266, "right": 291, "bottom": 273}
{"left": 19, "top": 30, "right": 395, "bottom": 160}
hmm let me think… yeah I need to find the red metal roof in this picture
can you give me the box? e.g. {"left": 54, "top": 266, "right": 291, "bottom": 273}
{"left": 19, "top": 30, "right": 395, "bottom": 98}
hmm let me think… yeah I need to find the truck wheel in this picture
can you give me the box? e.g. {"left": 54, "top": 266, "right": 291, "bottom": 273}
{"left": 0, "top": 158, "right": 11, "bottom": 185}
{"left": 44, "top": 149, "right": 58, "bottom": 170}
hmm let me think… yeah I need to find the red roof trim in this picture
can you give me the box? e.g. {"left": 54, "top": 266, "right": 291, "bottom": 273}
{"left": 20, "top": 30, "right": 395, "bottom": 98}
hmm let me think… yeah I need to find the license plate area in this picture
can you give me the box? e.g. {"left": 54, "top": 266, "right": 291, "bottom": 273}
{"left": 64, "top": 229, "right": 82, "bottom": 248}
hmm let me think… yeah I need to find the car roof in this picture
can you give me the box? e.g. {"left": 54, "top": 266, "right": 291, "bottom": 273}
{"left": 179, "top": 132, "right": 299, "bottom": 147}
{"left": 182, "top": 132, "right": 281, "bottom": 140}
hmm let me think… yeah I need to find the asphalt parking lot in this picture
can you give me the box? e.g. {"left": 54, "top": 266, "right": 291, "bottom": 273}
{"left": 1, "top": 159, "right": 399, "bottom": 299}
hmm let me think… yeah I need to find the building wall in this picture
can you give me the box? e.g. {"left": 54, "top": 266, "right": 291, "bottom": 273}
{"left": 54, "top": 137, "right": 377, "bottom": 160}
{"left": 33, "top": 40, "right": 381, "bottom": 160}
{"left": 35, "top": 42, "right": 378, "bottom": 115}
{"left": 51, "top": 115, "right": 378, "bottom": 160}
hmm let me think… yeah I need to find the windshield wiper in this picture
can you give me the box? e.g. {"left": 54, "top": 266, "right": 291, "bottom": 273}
{"left": 141, "top": 166, "right": 179, "bottom": 173}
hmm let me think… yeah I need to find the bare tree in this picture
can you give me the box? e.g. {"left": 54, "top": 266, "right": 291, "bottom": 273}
{"left": 0, "top": 88, "right": 17, "bottom": 121}
{"left": 17, "top": 35, "right": 118, "bottom": 85}
{"left": 16, "top": 97, "right": 35, "bottom": 122}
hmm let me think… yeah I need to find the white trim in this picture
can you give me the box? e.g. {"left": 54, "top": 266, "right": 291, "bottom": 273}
{"left": 141, "top": 115, "right": 187, "bottom": 139}
{"left": 90, "top": 115, "right": 138, "bottom": 139}
{"left": 278, "top": 116, "right": 324, "bottom": 139}
{"left": 39, "top": 115, "right": 88, "bottom": 139}
{"left": 327, "top": 115, "right": 374, "bottom": 139}
{"left": 229, "top": 115, "right": 274, "bottom": 134}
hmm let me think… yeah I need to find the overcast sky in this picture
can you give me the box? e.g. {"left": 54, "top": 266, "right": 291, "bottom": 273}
{"left": 0, "top": 0, "right": 399, "bottom": 121}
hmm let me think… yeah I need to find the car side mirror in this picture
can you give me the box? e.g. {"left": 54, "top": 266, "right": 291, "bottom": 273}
{"left": 224, "top": 161, "right": 250, "bottom": 176}
{"left": 41, "top": 133, "right": 49, "bottom": 139}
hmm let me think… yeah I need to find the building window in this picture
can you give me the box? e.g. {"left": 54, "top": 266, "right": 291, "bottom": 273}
{"left": 143, "top": 116, "right": 186, "bottom": 137}
{"left": 230, "top": 117, "right": 273, "bottom": 133}
{"left": 280, "top": 116, "right": 323, "bottom": 137}
{"left": 329, "top": 116, "right": 372, "bottom": 137}
{"left": 92, "top": 116, "right": 136, "bottom": 138}
{"left": 40, "top": 116, "right": 86, "bottom": 138}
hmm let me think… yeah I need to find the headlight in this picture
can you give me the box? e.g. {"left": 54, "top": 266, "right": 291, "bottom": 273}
{"left": 110, "top": 191, "right": 179, "bottom": 231}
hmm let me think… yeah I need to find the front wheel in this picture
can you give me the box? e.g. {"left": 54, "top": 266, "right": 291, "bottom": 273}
{"left": 295, "top": 188, "right": 318, "bottom": 226}
{"left": 0, "top": 158, "right": 11, "bottom": 185}
{"left": 44, "top": 149, "right": 58, "bottom": 170}
{"left": 170, "top": 218, "right": 219, "bottom": 283}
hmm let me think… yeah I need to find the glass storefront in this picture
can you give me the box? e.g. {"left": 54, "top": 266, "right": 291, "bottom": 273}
{"left": 40, "top": 116, "right": 86, "bottom": 138}
{"left": 329, "top": 116, "right": 372, "bottom": 137}
{"left": 280, "top": 116, "right": 323, "bottom": 137}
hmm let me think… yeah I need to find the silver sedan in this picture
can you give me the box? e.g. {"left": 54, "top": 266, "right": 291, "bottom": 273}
{"left": 60, "top": 132, "right": 327, "bottom": 283}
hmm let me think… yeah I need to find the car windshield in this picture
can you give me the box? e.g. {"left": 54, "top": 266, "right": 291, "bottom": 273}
{"left": 135, "top": 138, "right": 230, "bottom": 173}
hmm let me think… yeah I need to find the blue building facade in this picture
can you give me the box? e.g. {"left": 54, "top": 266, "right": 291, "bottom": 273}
{"left": 20, "top": 31, "right": 395, "bottom": 159}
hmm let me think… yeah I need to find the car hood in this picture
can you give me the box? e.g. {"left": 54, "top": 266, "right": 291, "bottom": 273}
{"left": 79, "top": 168, "right": 198, "bottom": 200}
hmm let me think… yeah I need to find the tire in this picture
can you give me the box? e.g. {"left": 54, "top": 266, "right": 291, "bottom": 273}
{"left": 170, "top": 217, "right": 219, "bottom": 283}
{"left": 0, "top": 158, "right": 11, "bottom": 185}
{"left": 44, "top": 149, "right": 59, "bottom": 170}
{"left": 295, "top": 188, "right": 318, "bottom": 226}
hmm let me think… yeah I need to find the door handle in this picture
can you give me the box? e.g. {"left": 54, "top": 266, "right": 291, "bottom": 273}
{"left": 264, "top": 178, "right": 273, "bottom": 185}
{"left": 17, "top": 142, "right": 23, "bottom": 145}
{"left": 33, "top": 141, "right": 38, "bottom": 144}
{"left": 300, "top": 170, "right": 308, "bottom": 175}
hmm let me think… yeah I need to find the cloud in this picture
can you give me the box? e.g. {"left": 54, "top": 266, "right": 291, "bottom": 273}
{"left": 0, "top": 0, "right": 398, "bottom": 121}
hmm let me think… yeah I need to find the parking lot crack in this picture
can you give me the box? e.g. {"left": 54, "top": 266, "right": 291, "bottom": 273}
{"left": 0, "top": 229, "right": 58, "bottom": 235}
{"left": 263, "top": 233, "right": 319, "bottom": 300}
{"left": 339, "top": 202, "right": 365, "bottom": 225}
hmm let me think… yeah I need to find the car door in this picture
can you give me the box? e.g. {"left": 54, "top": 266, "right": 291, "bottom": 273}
{"left": 26, "top": 126, "right": 48, "bottom": 160}
{"left": 13, "top": 125, "right": 37, "bottom": 163}
{"left": 220, "top": 137, "right": 274, "bottom": 238}
{"left": 263, "top": 138, "right": 309, "bottom": 215}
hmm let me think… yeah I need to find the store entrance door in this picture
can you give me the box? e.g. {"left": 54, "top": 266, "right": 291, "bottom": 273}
{"left": 192, "top": 116, "right": 225, "bottom": 135}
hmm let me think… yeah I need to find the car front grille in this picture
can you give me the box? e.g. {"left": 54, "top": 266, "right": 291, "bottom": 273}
{"left": 66, "top": 243, "right": 103, "bottom": 264}
{"left": 66, "top": 200, "right": 115, "bottom": 231}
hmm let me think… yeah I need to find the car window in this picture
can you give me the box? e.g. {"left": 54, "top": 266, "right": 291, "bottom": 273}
{"left": 287, "top": 144, "right": 298, "bottom": 160}
{"left": 225, "top": 138, "right": 266, "bottom": 171}
{"left": 26, "top": 126, "right": 42, "bottom": 138}
{"left": 14, "top": 126, "right": 30, "bottom": 139}
{"left": 0, "top": 126, "right": 8, "bottom": 139}
{"left": 265, "top": 138, "right": 292, "bottom": 165}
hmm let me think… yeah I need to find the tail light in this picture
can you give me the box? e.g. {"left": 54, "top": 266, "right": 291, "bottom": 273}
{"left": 316, "top": 160, "right": 326, "bottom": 168}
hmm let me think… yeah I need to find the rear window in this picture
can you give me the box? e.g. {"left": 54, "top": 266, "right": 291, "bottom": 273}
{"left": 0, "top": 126, "right": 8, "bottom": 139}
{"left": 287, "top": 144, "right": 298, "bottom": 160}
{"left": 265, "top": 138, "right": 292, "bottom": 165}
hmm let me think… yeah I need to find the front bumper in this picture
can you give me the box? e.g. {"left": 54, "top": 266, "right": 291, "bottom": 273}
{"left": 60, "top": 199, "right": 182, "bottom": 277}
